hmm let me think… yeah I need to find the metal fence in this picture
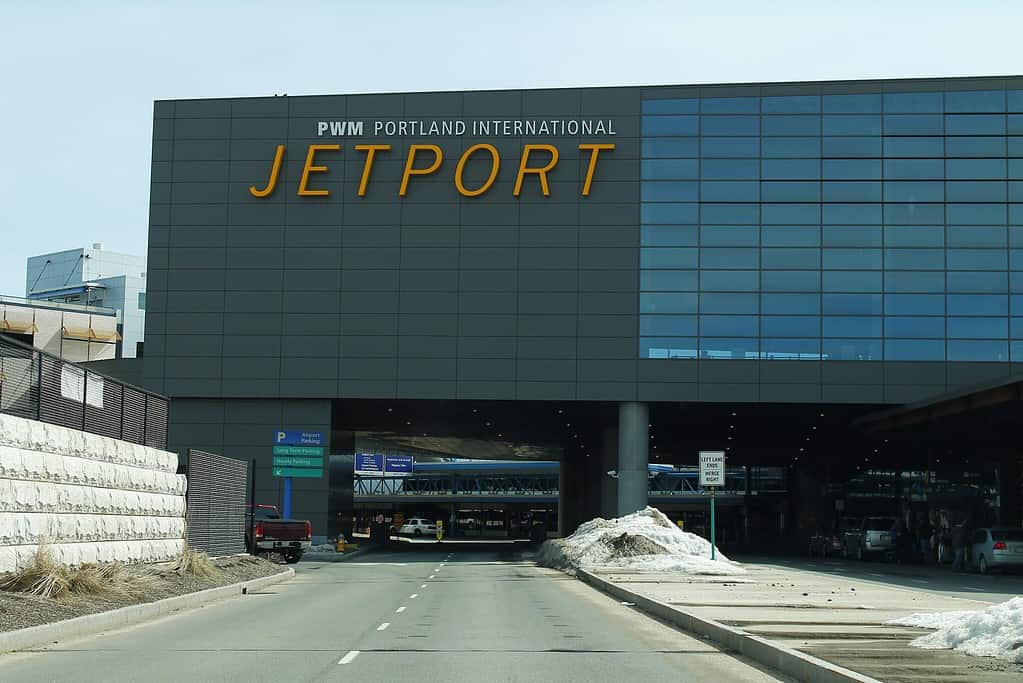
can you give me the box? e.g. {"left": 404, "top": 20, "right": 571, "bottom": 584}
{"left": 186, "top": 450, "right": 249, "bottom": 556}
{"left": 0, "top": 334, "right": 168, "bottom": 450}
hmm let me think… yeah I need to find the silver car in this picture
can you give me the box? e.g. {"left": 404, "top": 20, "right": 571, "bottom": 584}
{"left": 844, "top": 516, "right": 896, "bottom": 560}
{"left": 970, "top": 528, "right": 1023, "bottom": 574}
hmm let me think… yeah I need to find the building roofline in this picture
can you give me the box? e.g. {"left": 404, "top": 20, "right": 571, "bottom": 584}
{"left": 153, "top": 73, "right": 1023, "bottom": 105}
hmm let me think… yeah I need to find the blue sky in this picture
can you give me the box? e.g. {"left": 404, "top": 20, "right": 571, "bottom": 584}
{"left": 1, "top": 1, "right": 1021, "bottom": 295}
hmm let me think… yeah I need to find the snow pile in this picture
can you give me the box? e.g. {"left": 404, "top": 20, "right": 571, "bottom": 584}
{"left": 888, "top": 597, "right": 1023, "bottom": 663}
{"left": 537, "top": 507, "right": 744, "bottom": 575}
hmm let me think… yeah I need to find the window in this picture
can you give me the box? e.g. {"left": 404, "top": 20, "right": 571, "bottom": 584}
{"left": 762, "top": 226, "right": 820, "bottom": 247}
{"left": 885, "top": 181, "right": 944, "bottom": 202}
{"left": 640, "top": 292, "right": 697, "bottom": 314}
{"left": 884, "top": 92, "right": 943, "bottom": 113}
{"left": 701, "top": 159, "right": 759, "bottom": 180}
{"left": 823, "top": 293, "right": 883, "bottom": 315}
{"left": 642, "top": 139, "right": 699, "bottom": 158}
{"left": 700, "top": 226, "right": 758, "bottom": 246}
{"left": 946, "top": 137, "right": 1005, "bottom": 157}
{"left": 823, "top": 159, "right": 882, "bottom": 180}
{"left": 823, "top": 137, "right": 882, "bottom": 157}
{"left": 823, "top": 93, "right": 881, "bottom": 114}
{"left": 640, "top": 270, "right": 698, "bottom": 290}
{"left": 642, "top": 116, "right": 699, "bottom": 136}
{"left": 947, "top": 340, "right": 1008, "bottom": 361}
{"left": 883, "top": 114, "right": 943, "bottom": 135}
{"left": 701, "top": 137, "right": 759, "bottom": 157}
{"left": 700, "top": 315, "right": 758, "bottom": 337}
{"left": 642, "top": 225, "right": 698, "bottom": 246}
{"left": 641, "top": 203, "right": 698, "bottom": 224}
{"left": 823, "top": 115, "right": 882, "bottom": 136}
{"left": 642, "top": 181, "right": 699, "bottom": 202}
{"left": 641, "top": 247, "right": 697, "bottom": 269}
{"left": 701, "top": 180, "right": 758, "bottom": 202}
{"left": 701, "top": 97, "right": 759, "bottom": 114}
{"left": 640, "top": 315, "right": 697, "bottom": 336}
{"left": 761, "top": 293, "right": 819, "bottom": 314}
{"left": 700, "top": 270, "right": 759, "bottom": 291}
{"left": 762, "top": 95, "right": 820, "bottom": 114}
{"left": 638, "top": 87, "right": 1020, "bottom": 363}
{"left": 945, "top": 114, "right": 1005, "bottom": 135}
{"left": 885, "top": 294, "right": 945, "bottom": 315}
{"left": 945, "top": 90, "right": 1004, "bottom": 113}
{"left": 137, "top": 292, "right": 146, "bottom": 310}
{"left": 761, "top": 316, "right": 819, "bottom": 337}
{"left": 643, "top": 98, "right": 699, "bottom": 114}
{"left": 701, "top": 116, "right": 759, "bottom": 136}
{"left": 884, "top": 137, "right": 943, "bottom": 157}
{"left": 642, "top": 159, "right": 699, "bottom": 180}
{"left": 762, "top": 137, "right": 820, "bottom": 158}
{"left": 762, "top": 116, "right": 821, "bottom": 136}
{"left": 885, "top": 339, "right": 944, "bottom": 360}
{"left": 885, "top": 316, "right": 945, "bottom": 338}
{"left": 700, "top": 248, "right": 758, "bottom": 269}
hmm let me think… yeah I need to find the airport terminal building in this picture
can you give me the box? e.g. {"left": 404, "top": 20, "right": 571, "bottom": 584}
{"left": 142, "top": 76, "right": 1023, "bottom": 542}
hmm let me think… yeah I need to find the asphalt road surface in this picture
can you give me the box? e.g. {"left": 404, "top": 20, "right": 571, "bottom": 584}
{"left": 0, "top": 546, "right": 789, "bottom": 683}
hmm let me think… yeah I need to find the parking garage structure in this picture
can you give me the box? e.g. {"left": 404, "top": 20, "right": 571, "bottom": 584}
{"left": 138, "top": 75, "right": 1023, "bottom": 543}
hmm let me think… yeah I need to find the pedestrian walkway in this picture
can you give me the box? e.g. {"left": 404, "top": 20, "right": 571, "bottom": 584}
{"left": 586, "top": 561, "right": 1023, "bottom": 683}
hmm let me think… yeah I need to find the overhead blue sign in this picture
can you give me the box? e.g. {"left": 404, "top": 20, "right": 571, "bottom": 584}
{"left": 274, "top": 430, "right": 324, "bottom": 447}
{"left": 355, "top": 453, "right": 384, "bottom": 475}
{"left": 385, "top": 455, "right": 414, "bottom": 476}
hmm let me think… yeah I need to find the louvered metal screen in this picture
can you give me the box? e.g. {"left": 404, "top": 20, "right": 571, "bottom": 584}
{"left": 186, "top": 450, "right": 248, "bottom": 557}
{"left": 0, "top": 335, "right": 167, "bottom": 450}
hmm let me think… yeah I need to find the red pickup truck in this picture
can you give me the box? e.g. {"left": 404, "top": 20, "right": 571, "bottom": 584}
{"left": 246, "top": 504, "right": 311, "bottom": 564}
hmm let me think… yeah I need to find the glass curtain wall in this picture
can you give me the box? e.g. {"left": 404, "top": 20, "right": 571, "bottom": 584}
{"left": 640, "top": 88, "right": 1023, "bottom": 361}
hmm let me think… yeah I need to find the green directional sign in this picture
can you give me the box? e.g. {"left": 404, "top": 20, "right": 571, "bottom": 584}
{"left": 272, "top": 467, "right": 322, "bottom": 479}
{"left": 273, "top": 456, "right": 323, "bottom": 468}
{"left": 273, "top": 445, "right": 324, "bottom": 457}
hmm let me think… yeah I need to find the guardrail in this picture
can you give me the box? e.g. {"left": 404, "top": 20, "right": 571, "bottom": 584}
{"left": 0, "top": 334, "right": 168, "bottom": 450}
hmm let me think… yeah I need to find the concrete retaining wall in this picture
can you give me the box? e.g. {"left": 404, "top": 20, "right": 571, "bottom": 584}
{"left": 0, "top": 413, "right": 186, "bottom": 572}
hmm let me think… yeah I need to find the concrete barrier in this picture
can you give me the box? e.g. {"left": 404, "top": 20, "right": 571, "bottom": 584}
{"left": 577, "top": 569, "right": 881, "bottom": 683}
{"left": 0, "top": 568, "right": 294, "bottom": 654}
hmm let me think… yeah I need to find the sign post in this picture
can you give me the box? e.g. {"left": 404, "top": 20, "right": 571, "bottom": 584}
{"left": 699, "top": 450, "right": 726, "bottom": 561}
{"left": 273, "top": 430, "right": 325, "bottom": 518}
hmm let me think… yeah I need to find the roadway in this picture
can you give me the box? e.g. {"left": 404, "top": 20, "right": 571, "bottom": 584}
{"left": 0, "top": 546, "right": 790, "bottom": 683}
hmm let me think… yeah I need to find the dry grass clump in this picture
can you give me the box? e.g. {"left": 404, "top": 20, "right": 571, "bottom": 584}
{"left": 0, "top": 545, "right": 159, "bottom": 602}
{"left": 170, "top": 547, "right": 220, "bottom": 579}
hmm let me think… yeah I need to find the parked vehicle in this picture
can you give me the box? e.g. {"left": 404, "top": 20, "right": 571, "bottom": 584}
{"left": 399, "top": 518, "right": 438, "bottom": 537}
{"left": 808, "top": 532, "right": 843, "bottom": 558}
{"left": 245, "top": 504, "right": 311, "bottom": 564}
{"left": 969, "top": 527, "right": 1023, "bottom": 574}
{"left": 843, "top": 517, "right": 896, "bottom": 560}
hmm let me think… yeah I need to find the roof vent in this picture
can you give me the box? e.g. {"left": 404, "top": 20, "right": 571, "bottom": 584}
{"left": 92, "top": 242, "right": 103, "bottom": 250}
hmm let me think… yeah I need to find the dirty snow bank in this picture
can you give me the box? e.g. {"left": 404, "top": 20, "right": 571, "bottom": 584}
{"left": 537, "top": 507, "right": 744, "bottom": 575}
{"left": 888, "top": 597, "right": 1023, "bottom": 663}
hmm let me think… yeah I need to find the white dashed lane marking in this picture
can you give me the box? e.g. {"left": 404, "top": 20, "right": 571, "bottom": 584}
{"left": 338, "top": 651, "right": 360, "bottom": 665}
{"left": 377, "top": 622, "right": 390, "bottom": 631}
{"left": 396, "top": 606, "right": 406, "bottom": 613}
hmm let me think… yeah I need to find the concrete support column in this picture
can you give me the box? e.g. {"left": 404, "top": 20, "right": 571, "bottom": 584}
{"left": 600, "top": 427, "right": 618, "bottom": 519}
{"left": 617, "top": 401, "right": 649, "bottom": 516}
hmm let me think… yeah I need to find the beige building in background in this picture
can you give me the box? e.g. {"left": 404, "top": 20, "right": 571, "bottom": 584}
{"left": 0, "top": 295, "right": 119, "bottom": 362}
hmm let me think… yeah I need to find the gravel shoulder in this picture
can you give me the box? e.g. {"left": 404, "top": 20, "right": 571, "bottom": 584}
{"left": 0, "top": 555, "right": 285, "bottom": 633}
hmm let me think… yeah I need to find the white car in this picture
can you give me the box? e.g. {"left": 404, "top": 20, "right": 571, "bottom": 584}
{"left": 400, "top": 518, "right": 438, "bottom": 537}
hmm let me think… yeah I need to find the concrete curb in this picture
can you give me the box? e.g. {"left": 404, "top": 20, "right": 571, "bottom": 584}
{"left": 577, "top": 569, "right": 881, "bottom": 683}
{"left": 0, "top": 567, "right": 295, "bottom": 654}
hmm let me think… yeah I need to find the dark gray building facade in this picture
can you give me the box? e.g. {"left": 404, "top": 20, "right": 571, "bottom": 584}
{"left": 145, "top": 76, "right": 1023, "bottom": 536}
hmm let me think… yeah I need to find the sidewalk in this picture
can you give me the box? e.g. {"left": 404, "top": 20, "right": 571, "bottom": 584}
{"left": 582, "top": 561, "right": 1023, "bottom": 683}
